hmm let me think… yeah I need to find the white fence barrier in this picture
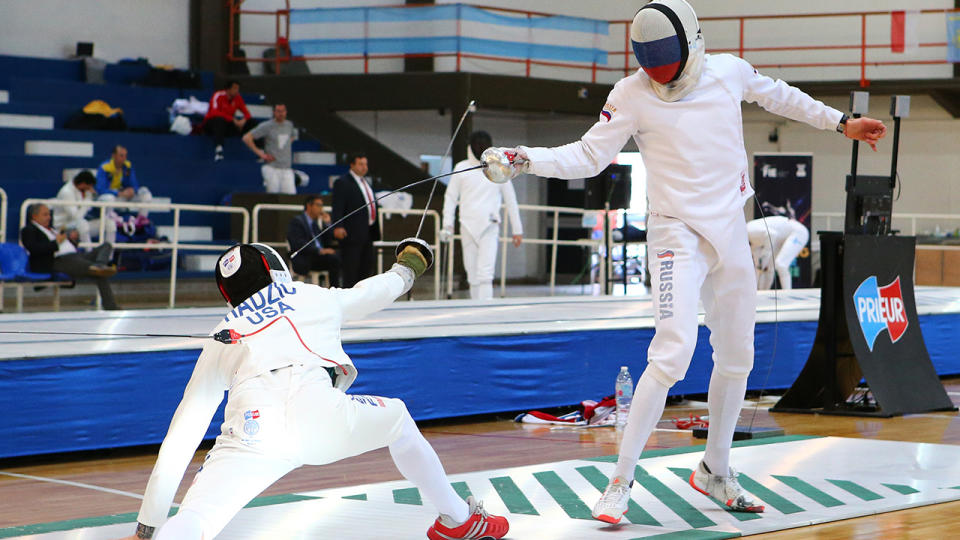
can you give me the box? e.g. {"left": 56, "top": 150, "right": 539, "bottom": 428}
{"left": 20, "top": 199, "right": 249, "bottom": 308}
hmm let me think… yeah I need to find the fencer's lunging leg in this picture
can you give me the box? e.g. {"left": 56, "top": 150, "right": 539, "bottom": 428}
{"left": 703, "top": 367, "right": 748, "bottom": 476}
{"left": 612, "top": 371, "right": 670, "bottom": 480}
{"left": 389, "top": 412, "right": 469, "bottom": 523}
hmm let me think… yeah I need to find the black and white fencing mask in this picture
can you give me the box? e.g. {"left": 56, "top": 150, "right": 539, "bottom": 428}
{"left": 215, "top": 243, "right": 292, "bottom": 307}
{"left": 631, "top": 0, "right": 704, "bottom": 102}
{"left": 467, "top": 131, "right": 492, "bottom": 162}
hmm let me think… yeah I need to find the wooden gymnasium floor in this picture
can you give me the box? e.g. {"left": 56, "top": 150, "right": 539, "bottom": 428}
{"left": 2, "top": 381, "right": 960, "bottom": 539}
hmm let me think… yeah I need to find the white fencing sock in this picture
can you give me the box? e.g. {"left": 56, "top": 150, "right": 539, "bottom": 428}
{"left": 612, "top": 371, "right": 670, "bottom": 480}
{"left": 703, "top": 367, "right": 748, "bottom": 476}
{"left": 389, "top": 413, "right": 470, "bottom": 523}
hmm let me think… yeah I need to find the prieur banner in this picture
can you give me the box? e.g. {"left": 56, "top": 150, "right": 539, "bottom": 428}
{"left": 839, "top": 235, "right": 954, "bottom": 415}
{"left": 853, "top": 276, "right": 908, "bottom": 351}
{"left": 753, "top": 153, "right": 812, "bottom": 288}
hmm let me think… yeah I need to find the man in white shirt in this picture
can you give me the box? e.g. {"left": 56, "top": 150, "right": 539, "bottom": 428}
{"left": 55, "top": 170, "right": 117, "bottom": 245}
{"left": 242, "top": 103, "right": 300, "bottom": 194}
{"left": 482, "top": 0, "right": 886, "bottom": 522}
{"left": 441, "top": 131, "right": 523, "bottom": 300}
{"left": 120, "top": 243, "right": 508, "bottom": 540}
{"left": 746, "top": 216, "right": 810, "bottom": 290}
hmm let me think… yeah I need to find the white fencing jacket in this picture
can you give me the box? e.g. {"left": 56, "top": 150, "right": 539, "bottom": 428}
{"left": 746, "top": 216, "right": 808, "bottom": 260}
{"left": 54, "top": 182, "right": 95, "bottom": 227}
{"left": 136, "top": 269, "right": 410, "bottom": 529}
{"left": 522, "top": 54, "right": 843, "bottom": 249}
{"left": 443, "top": 153, "right": 523, "bottom": 239}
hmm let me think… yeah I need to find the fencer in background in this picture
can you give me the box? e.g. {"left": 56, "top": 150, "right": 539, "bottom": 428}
{"left": 441, "top": 131, "right": 523, "bottom": 300}
{"left": 121, "top": 243, "right": 508, "bottom": 540}
{"left": 747, "top": 216, "right": 809, "bottom": 290}
{"left": 481, "top": 0, "right": 886, "bottom": 523}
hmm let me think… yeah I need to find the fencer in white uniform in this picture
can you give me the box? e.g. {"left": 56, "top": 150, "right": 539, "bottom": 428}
{"left": 480, "top": 0, "right": 886, "bottom": 522}
{"left": 124, "top": 243, "right": 508, "bottom": 540}
{"left": 746, "top": 216, "right": 810, "bottom": 290}
{"left": 442, "top": 131, "right": 523, "bottom": 300}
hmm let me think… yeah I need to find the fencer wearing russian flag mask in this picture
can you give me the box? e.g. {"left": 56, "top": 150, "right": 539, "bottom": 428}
{"left": 481, "top": 0, "right": 887, "bottom": 522}
{"left": 631, "top": 0, "right": 704, "bottom": 102}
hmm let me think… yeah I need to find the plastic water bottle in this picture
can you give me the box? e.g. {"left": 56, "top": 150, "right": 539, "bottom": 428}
{"left": 615, "top": 366, "right": 633, "bottom": 431}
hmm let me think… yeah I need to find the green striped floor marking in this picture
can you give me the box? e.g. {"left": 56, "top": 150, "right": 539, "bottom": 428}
{"left": 533, "top": 471, "right": 594, "bottom": 520}
{"left": 243, "top": 494, "right": 321, "bottom": 508}
{"left": 575, "top": 465, "right": 661, "bottom": 526}
{"left": 667, "top": 468, "right": 761, "bottom": 522}
{"left": 773, "top": 475, "right": 845, "bottom": 507}
{"left": 827, "top": 479, "right": 883, "bottom": 501}
{"left": 489, "top": 476, "right": 539, "bottom": 515}
{"left": 883, "top": 483, "right": 921, "bottom": 495}
{"left": 451, "top": 481, "right": 472, "bottom": 501}
{"left": 584, "top": 435, "right": 820, "bottom": 463}
{"left": 393, "top": 487, "right": 422, "bottom": 505}
{"left": 634, "top": 466, "right": 716, "bottom": 529}
{"left": 342, "top": 493, "right": 367, "bottom": 501}
{"left": 736, "top": 473, "right": 805, "bottom": 515}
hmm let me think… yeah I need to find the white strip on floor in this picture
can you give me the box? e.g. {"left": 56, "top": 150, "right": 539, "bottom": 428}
{"left": 11, "top": 437, "right": 960, "bottom": 539}
{"left": 3, "top": 286, "right": 960, "bottom": 360}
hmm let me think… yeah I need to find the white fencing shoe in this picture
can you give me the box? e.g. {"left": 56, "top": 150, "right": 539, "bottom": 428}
{"left": 592, "top": 476, "right": 633, "bottom": 524}
{"left": 689, "top": 461, "right": 764, "bottom": 512}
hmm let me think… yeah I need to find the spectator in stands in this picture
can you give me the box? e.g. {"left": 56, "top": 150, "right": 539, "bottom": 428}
{"left": 287, "top": 194, "right": 340, "bottom": 287}
{"left": 96, "top": 145, "right": 154, "bottom": 229}
{"left": 204, "top": 80, "right": 252, "bottom": 161}
{"left": 332, "top": 152, "right": 380, "bottom": 287}
{"left": 56, "top": 170, "right": 118, "bottom": 246}
{"left": 21, "top": 203, "right": 121, "bottom": 310}
{"left": 242, "top": 103, "right": 299, "bottom": 194}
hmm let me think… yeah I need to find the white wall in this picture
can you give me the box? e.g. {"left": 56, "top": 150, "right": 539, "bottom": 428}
{"left": 0, "top": 0, "right": 190, "bottom": 67}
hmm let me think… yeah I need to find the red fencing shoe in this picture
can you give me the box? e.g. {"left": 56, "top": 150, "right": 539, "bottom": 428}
{"left": 427, "top": 496, "right": 509, "bottom": 540}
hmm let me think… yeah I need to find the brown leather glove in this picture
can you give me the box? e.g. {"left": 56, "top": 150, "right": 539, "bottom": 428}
{"left": 397, "top": 245, "right": 428, "bottom": 277}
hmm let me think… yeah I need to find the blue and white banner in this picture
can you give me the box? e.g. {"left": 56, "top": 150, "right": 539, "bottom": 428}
{"left": 948, "top": 12, "right": 960, "bottom": 63}
{"left": 289, "top": 4, "right": 608, "bottom": 65}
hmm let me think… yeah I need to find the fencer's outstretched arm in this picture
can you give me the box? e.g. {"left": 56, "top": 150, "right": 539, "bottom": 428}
{"left": 136, "top": 346, "right": 228, "bottom": 531}
{"left": 737, "top": 58, "right": 886, "bottom": 149}
{"left": 520, "top": 83, "right": 640, "bottom": 180}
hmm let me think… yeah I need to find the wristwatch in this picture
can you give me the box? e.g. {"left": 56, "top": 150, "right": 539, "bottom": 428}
{"left": 836, "top": 113, "right": 848, "bottom": 134}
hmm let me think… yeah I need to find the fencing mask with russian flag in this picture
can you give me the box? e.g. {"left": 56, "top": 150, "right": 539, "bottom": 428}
{"left": 631, "top": 0, "right": 704, "bottom": 102}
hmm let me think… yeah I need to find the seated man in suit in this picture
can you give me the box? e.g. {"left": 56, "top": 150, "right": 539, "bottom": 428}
{"left": 287, "top": 194, "right": 340, "bottom": 287}
{"left": 20, "top": 203, "right": 121, "bottom": 310}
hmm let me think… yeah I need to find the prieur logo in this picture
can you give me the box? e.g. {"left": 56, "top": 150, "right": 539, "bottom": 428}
{"left": 853, "top": 276, "right": 908, "bottom": 351}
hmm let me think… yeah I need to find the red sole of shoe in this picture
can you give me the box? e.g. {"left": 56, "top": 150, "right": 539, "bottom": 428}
{"left": 593, "top": 514, "right": 622, "bottom": 524}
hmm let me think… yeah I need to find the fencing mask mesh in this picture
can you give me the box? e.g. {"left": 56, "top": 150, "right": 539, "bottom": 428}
{"left": 468, "top": 131, "right": 493, "bottom": 162}
{"left": 631, "top": 0, "right": 704, "bottom": 102}
{"left": 215, "top": 243, "right": 292, "bottom": 307}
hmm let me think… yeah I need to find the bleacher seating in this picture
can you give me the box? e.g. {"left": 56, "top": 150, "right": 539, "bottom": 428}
{"left": 0, "top": 242, "right": 73, "bottom": 312}
{"left": 0, "top": 53, "right": 347, "bottom": 273}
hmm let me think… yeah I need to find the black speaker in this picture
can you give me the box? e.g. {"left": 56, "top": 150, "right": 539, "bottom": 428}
{"left": 584, "top": 164, "right": 631, "bottom": 210}
{"left": 76, "top": 42, "right": 94, "bottom": 57}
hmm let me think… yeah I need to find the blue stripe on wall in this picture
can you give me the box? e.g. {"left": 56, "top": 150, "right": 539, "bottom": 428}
{"left": 3, "top": 312, "right": 959, "bottom": 458}
{"left": 291, "top": 36, "right": 606, "bottom": 64}
{"left": 290, "top": 4, "right": 607, "bottom": 35}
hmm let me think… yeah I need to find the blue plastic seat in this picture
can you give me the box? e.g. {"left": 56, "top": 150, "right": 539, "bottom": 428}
{"left": 0, "top": 242, "right": 53, "bottom": 281}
